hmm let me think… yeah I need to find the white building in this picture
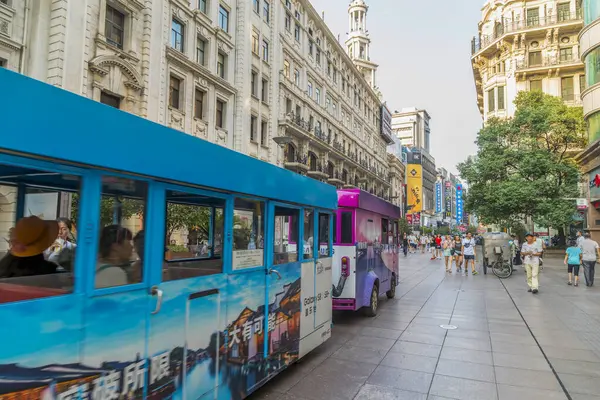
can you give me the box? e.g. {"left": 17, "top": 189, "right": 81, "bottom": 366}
{"left": 391, "top": 107, "right": 431, "bottom": 153}
{"left": 0, "top": 0, "right": 400, "bottom": 201}
{"left": 471, "top": 0, "right": 585, "bottom": 122}
{"left": 575, "top": 0, "right": 600, "bottom": 241}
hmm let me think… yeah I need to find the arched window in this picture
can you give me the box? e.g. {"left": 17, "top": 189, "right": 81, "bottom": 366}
{"left": 308, "top": 152, "right": 318, "bottom": 171}
{"left": 286, "top": 143, "right": 296, "bottom": 163}
{"left": 342, "top": 169, "right": 348, "bottom": 183}
{"left": 327, "top": 162, "right": 335, "bottom": 178}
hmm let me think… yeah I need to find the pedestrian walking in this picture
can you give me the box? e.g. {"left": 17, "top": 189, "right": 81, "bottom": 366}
{"left": 402, "top": 233, "right": 408, "bottom": 257}
{"left": 462, "top": 232, "right": 478, "bottom": 275}
{"left": 580, "top": 232, "right": 600, "bottom": 287}
{"left": 535, "top": 233, "right": 546, "bottom": 268}
{"left": 511, "top": 235, "right": 521, "bottom": 266}
{"left": 443, "top": 235, "right": 453, "bottom": 273}
{"left": 452, "top": 235, "right": 463, "bottom": 273}
{"left": 521, "top": 233, "right": 542, "bottom": 293}
{"left": 435, "top": 234, "right": 443, "bottom": 260}
{"left": 564, "top": 239, "right": 582, "bottom": 287}
{"left": 409, "top": 234, "right": 417, "bottom": 254}
{"left": 420, "top": 234, "right": 427, "bottom": 253}
{"left": 576, "top": 231, "right": 585, "bottom": 248}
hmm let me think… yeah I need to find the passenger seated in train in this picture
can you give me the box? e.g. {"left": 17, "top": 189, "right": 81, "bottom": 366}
{"left": 95, "top": 225, "right": 133, "bottom": 288}
{"left": 44, "top": 217, "right": 77, "bottom": 271}
{"left": 0, "top": 216, "right": 59, "bottom": 278}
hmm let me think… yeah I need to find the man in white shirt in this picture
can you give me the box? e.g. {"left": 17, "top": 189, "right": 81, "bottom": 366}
{"left": 461, "top": 232, "right": 478, "bottom": 276}
{"left": 580, "top": 232, "right": 600, "bottom": 287}
{"left": 521, "top": 233, "right": 543, "bottom": 293}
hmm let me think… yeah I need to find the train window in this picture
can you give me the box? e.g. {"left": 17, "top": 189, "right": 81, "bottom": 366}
{"left": 303, "top": 209, "right": 315, "bottom": 259}
{"left": 95, "top": 176, "right": 147, "bottom": 289}
{"left": 232, "top": 198, "right": 265, "bottom": 270}
{"left": 332, "top": 213, "right": 337, "bottom": 244}
{"left": 163, "top": 190, "right": 225, "bottom": 280}
{"left": 273, "top": 206, "right": 299, "bottom": 265}
{"left": 0, "top": 163, "right": 80, "bottom": 303}
{"left": 340, "top": 211, "right": 353, "bottom": 244}
{"left": 318, "top": 213, "right": 330, "bottom": 258}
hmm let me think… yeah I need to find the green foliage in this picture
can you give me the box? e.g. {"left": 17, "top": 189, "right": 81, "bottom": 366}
{"left": 458, "top": 91, "right": 586, "bottom": 231}
{"left": 467, "top": 226, "right": 478, "bottom": 235}
{"left": 71, "top": 194, "right": 221, "bottom": 245}
{"left": 398, "top": 218, "right": 411, "bottom": 236}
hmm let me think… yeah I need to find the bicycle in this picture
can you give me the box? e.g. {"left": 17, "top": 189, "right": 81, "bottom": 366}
{"left": 491, "top": 247, "right": 513, "bottom": 279}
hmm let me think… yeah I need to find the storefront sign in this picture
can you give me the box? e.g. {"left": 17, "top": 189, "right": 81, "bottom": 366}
{"left": 577, "top": 198, "right": 589, "bottom": 210}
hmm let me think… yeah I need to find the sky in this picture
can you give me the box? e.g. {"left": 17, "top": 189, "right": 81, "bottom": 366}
{"left": 310, "top": 0, "right": 486, "bottom": 175}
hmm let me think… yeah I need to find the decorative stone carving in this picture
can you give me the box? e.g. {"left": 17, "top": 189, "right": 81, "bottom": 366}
{"left": 216, "top": 129, "right": 227, "bottom": 145}
{"left": 170, "top": 111, "right": 184, "bottom": 130}
{"left": 195, "top": 121, "right": 208, "bottom": 138}
{"left": 0, "top": 19, "right": 9, "bottom": 36}
{"left": 89, "top": 55, "right": 144, "bottom": 91}
{"left": 217, "top": 41, "right": 232, "bottom": 55}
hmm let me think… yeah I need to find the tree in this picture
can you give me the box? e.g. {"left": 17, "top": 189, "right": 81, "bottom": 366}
{"left": 398, "top": 217, "right": 411, "bottom": 236}
{"left": 71, "top": 194, "right": 220, "bottom": 246}
{"left": 458, "top": 91, "right": 586, "bottom": 243}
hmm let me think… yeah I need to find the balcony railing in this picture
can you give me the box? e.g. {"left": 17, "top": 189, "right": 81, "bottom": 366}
{"left": 471, "top": 9, "right": 582, "bottom": 55}
{"left": 515, "top": 55, "right": 582, "bottom": 70}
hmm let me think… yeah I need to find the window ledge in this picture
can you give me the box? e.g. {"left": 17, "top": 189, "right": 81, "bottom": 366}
{"left": 94, "top": 35, "right": 140, "bottom": 63}
{"left": 168, "top": 106, "right": 185, "bottom": 115}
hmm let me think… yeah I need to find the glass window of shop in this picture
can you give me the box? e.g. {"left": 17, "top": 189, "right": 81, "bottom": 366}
{"left": 585, "top": 47, "right": 600, "bottom": 88}
{"left": 589, "top": 111, "right": 600, "bottom": 144}
{"left": 584, "top": 0, "right": 600, "bottom": 25}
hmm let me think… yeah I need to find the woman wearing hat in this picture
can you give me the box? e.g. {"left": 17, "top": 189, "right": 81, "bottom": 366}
{"left": 0, "top": 216, "right": 60, "bottom": 278}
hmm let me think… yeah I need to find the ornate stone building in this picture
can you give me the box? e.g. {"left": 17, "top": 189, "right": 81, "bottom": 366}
{"left": 278, "top": 0, "right": 395, "bottom": 200}
{"left": 471, "top": 0, "right": 585, "bottom": 122}
{"left": 0, "top": 0, "right": 399, "bottom": 202}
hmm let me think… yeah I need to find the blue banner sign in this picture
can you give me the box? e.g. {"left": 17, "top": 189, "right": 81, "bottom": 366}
{"left": 456, "top": 184, "right": 463, "bottom": 224}
{"left": 435, "top": 182, "right": 442, "bottom": 213}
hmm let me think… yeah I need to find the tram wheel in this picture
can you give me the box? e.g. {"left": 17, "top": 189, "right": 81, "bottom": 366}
{"left": 386, "top": 275, "right": 396, "bottom": 299}
{"left": 364, "top": 285, "right": 379, "bottom": 317}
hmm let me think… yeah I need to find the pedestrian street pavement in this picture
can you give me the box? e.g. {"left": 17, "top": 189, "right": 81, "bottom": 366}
{"left": 250, "top": 249, "right": 600, "bottom": 400}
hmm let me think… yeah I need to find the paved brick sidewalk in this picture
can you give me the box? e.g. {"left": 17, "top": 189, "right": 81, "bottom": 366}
{"left": 249, "top": 251, "right": 600, "bottom": 400}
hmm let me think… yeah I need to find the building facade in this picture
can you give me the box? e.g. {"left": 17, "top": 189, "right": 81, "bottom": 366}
{"left": 471, "top": 0, "right": 585, "bottom": 121}
{"left": 576, "top": 0, "right": 600, "bottom": 240}
{"left": 391, "top": 107, "right": 431, "bottom": 152}
{"left": 0, "top": 0, "right": 399, "bottom": 202}
{"left": 278, "top": 0, "right": 394, "bottom": 198}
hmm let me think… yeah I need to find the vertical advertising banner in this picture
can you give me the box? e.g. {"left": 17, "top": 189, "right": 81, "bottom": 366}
{"left": 435, "top": 182, "right": 442, "bottom": 213}
{"left": 456, "top": 185, "right": 463, "bottom": 224}
{"left": 407, "top": 164, "right": 422, "bottom": 213}
{"left": 444, "top": 182, "right": 452, "bottom": 219}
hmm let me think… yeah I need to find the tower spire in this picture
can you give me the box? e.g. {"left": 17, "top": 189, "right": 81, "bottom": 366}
{"left": 345, "top": 0, "right": 378, "bottom": 89}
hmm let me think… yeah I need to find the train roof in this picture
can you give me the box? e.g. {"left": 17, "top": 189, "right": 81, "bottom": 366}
{"left": 337, "top": 189, "right": 401, "bottom": 219}
{"left": 0, "top": 69, "right": 337, "bottom": 210}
